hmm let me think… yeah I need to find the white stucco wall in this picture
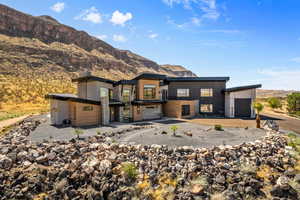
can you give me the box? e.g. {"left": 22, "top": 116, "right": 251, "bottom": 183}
{"left": 225, "top": 89, "right": 256, "bottom": 118}
{"left": 50, "top": 99, "right": 70, "bottom": 125}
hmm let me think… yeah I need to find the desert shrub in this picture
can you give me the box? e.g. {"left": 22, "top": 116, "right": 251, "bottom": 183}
{"left": 267, "top": 97, "right": 282, "bottom": 109}
{"left": 121, "top": 162, "right": 138, "bottom": 181}
{"left": 287, "top": 92, "right": 300, "bottom": 114}
{"left": 73, "top": 128, "right": 84, "bottom": 139}
{"left": 214, "top": 124, "right": 223, "bottom": 131}
{"left": 287, "top": 133, "right": 300, "bottom": 153}
{"left": 170, "top": 125, "right": 179, "bottom": 136}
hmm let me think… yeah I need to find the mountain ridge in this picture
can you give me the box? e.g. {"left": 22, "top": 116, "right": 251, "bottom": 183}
{"left": 0, "top": 4, "right": 196, "bottom": 78}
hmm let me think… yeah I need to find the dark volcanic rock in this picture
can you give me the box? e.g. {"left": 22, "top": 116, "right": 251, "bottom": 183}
{"left": 0, "top": 116, "right": 299, "bottom": 199}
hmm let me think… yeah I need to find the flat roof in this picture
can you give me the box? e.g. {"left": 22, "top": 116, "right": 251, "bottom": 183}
{"left": 45, "top": 93, "right": 101, "bottom": 105}
{"left": 166, "top": 77, "right": 230, "bottom": 82}
{"left": 133, "top": 73, "right": 167, "bottom": 80}
{"left": 224, "top": 84, "right": 262, "bottom": 93}
{"left": 72, "top": 75, "right": 115, "bottom": 84}
{"left": 114, "top": 79, "right": 137, "bottom": 86}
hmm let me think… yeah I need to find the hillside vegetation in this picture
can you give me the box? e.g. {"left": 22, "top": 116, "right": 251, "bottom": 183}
{"left": 0, "top": 4, "right": 195, "bottom": 121}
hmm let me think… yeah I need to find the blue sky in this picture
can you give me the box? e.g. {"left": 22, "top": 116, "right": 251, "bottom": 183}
{"left": 1, "top": 0, "right": 300, "bottom": 90}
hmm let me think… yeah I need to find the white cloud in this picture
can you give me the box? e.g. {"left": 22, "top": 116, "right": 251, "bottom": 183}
{"left": 110, "top": 10, "right": 133, "bottom": 26}
{"left": 149, "top": 33, "right": 158, "bottom": 39}
{"left": 113, "top": 34, "right": 127, "bottom": 42}
{"left": 291, "top": 57, "right": 300, "bottom": 63}
{"left": 191, "top": 17, "right": 201, "bottom": 26}
{"left": 96, "top": 35, "right": 107, "bottom": 40}
{"left": 50, "top": 2, "right": 65, "bottom": 13}
{"left": 75, "top": 7, "right": 102, "bottom": 24}
{"left": 162, "top": 0, "right": 220, "bottom": 20}
{"left": 258, "top": 68, "right": 300, "bottom": 90}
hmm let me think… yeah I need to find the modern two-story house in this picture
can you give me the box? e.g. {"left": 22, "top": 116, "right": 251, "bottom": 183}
{"left": 46, "top": 72, "right": 261, "bottom": 126}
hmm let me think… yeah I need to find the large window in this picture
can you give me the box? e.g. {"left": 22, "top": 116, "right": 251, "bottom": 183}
{"left": 200, "top": 88, "right": 213, "bottom": 97}
{"left": 123, "top": 89, "right": 131, "bottom": 102}
{"left": 200, "top": 104, "right": 213, "bottom": 113}
{"left": 144, "top": 84, "right": 156, "bottom": 99}
{"left": 177, "top": 89, "right": 190, "bottom": 97}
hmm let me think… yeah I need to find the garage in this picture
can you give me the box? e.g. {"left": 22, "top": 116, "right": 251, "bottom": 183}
{"left": 142, "top": 105, "right": 161, "bottom": 120}
{"left": 234, "top": 98, "right": 252, "bottom": 118}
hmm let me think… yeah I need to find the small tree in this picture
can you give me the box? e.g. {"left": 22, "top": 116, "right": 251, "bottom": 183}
{"left": 267, "top": 97, "right": 282, "bottom": 110}
{"left": 73, "top": 128, "right": 84, "bottom": 140}
{"left": 253, "top": 101, "right": 264, "bottom": 128}
{"left": 170, "top": 125, "right": 179, "bottom": 136}
{"left": 287, "top": 92, "right": 300, "bottom": 114}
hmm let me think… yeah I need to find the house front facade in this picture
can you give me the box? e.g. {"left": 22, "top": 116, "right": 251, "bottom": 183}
{"left": 46, "top": 72, "right": 261, "bottom": 126}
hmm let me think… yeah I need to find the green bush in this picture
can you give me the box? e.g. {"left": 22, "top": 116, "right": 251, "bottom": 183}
{"left": 287, "top": 92, "right": 300, "bottom": 114}
{"left": 121, "top": 162, "right": 138, "bottom": 180}
{"left": 267, "top": 97, "right": 282, "bottom": 109}
{"left": 73, "top": 128, "right": 84, "bottom": 139}
{"left": 214, "top": 124, "right": 223, "bottom": 131}
{"left": 170, "top": 125, "right": 179, "bottom": 136}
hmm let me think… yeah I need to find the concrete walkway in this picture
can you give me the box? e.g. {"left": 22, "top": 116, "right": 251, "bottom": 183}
{"left": 0, "top": 115, "right": 29, "bottom": 129}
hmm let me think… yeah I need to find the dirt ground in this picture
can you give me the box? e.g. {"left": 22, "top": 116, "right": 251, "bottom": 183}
{"left": 186, "top": 118, "right": 257, "bottom": 128}
{"left": 186, "top": 113, "right": 300, "bottom": 134}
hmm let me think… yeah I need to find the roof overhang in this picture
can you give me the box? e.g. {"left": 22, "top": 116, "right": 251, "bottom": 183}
{"left": 224, "top": 84, "right": 262, "bottom": 93}
{"left": 72, "top": 75, "right": 115, "bottom": 84}
{"left": 133, "top": 73, "right": 167, "bottom": 80}
{"left": 45, "top": 94, "right": 101, "bottom": 105}
{"left": 131, "top": 100, "right": 166, "bottom": 105}
{"left": 165, "top": 77, "right": 230, "bottom": 82}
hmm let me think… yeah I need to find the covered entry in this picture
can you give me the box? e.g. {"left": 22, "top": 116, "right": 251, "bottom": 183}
{"left": 234, "top": 98, "right": 251, "bottom": 118}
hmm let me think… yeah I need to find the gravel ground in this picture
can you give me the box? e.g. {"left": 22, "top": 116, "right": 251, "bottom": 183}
{"left": 116, "top": 122, "right": 266, "bottom": 148}
{"left": 29, "top": 115, "right": 266, "bottom": 148}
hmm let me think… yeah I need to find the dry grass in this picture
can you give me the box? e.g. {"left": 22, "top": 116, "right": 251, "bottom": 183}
{"left": 186, "top": 118, "right": 257, "bottom": 128}
{"left": 0, "top": 103, "right": 48, "bottom": 122}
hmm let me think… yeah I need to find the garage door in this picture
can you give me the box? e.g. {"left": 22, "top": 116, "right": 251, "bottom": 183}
{"left": 142, "top": 105, "right": 161, "bottom": 120}
{"left": 234, "top": 98, "right": 251, "bottom": 118}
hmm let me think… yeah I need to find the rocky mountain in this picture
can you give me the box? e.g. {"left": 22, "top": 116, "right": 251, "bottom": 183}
{"left": 161, "top": 64, "right": 197, "bottom": 77}
{"left": 0, "top": 4, "right": 195, "bottom": 79}
{"left": 257, "top": 89, "right": 299, "bottom": 98}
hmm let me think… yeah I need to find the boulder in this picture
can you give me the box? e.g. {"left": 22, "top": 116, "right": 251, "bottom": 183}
{"left": 262, "top": 120, "right": 279, "bottom": 132}
{"left": 0, "top": 155, "right": 12, "bottom": 169}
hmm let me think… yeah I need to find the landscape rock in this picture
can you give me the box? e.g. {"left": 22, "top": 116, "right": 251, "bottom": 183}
{"left": 0, "top": 116, "right": 298, "bottom": 199}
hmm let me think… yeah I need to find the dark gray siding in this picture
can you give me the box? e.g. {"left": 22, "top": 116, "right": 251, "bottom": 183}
{"left": 168, "top": 81, "right": 226, "bottom": 115}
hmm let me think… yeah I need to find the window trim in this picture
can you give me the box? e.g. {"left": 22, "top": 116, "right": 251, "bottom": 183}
{"left": 143, "top": 85, "right": 156, "bottom": 99}
{"left": 200, "top": 88, "right": 213, "bottom": 97}
{"left": 177, "top": 88, "right": 190, "bottom": 97}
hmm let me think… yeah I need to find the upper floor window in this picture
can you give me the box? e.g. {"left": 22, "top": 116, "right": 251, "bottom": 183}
{"left": 123, "top": 89, "right": 131, "bottom": 102}
{"left": 177, "top": 89, "right": 190, "bottom": 97}
{"left": 144, "top": 84, "right": 156, "bottom": 99}
{"left": 100, "top": 88, "right": 108, "bottom": 98}
{"left": 200, "top": 88, "right": 213, "bottom": 97}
